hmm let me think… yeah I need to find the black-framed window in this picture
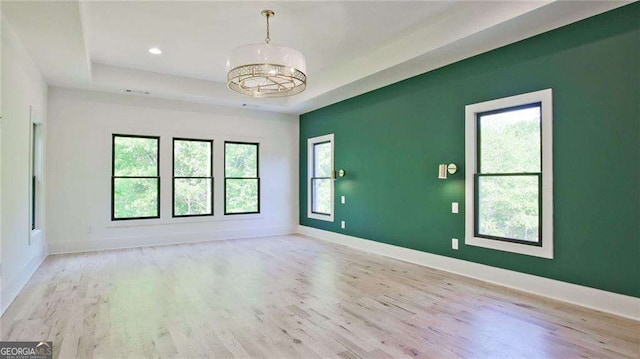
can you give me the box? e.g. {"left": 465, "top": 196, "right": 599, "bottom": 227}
{"left": 224, "top": 142, "right": 259, "bottom": 215}
{"left": 111, "top": 134, "right": 160, "bottom": 220}
{"left": 475, "top": 103, "right": 542, "bottom": 246}
{"left": 173, "top": 138, "right": 213, "bottom": 217}
{"left": 311, "top": 141, "right": 332, "bottom": 216}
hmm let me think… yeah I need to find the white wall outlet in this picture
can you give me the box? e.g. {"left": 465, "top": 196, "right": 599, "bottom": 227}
{"left": 341, "top": 195, "right": 346, "bottom": 204}
{"left": 341, "top": 221, "right": 346, "bottom": 229}
{"left": 452, "top": 202, "right": 459, "bottom": 214}
{"left": 452, "top": 238, "right": 459, "bottom": 250}
{"left": 87, "top": 226, "right": 92, "bottom": 234}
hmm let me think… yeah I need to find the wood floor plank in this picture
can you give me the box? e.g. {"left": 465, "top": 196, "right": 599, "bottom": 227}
{"left": 1, "top": 234, "right": 638, "bottom": 358}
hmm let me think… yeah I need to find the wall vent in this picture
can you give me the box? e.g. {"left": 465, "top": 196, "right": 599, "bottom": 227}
{"left": 125, "top": 89, "right": 150, "bottom": 95}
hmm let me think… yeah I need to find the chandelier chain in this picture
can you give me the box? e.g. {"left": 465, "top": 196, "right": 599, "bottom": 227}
{"left": 265, "top": 13, "right": 271, "bottom": 44}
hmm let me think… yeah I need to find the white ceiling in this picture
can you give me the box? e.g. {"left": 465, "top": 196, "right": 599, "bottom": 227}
{"left": 85, "top": 1, "right": 456, "bottom": 83}
{"left": 2, "top": 1, "right": 633, "bottom": 114}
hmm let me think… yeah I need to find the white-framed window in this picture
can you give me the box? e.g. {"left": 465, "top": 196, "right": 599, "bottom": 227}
{"left": 29, "top": 107, "right": 43, "bottom": 235}
{"left": 30, "top": 122, "right": 38, "bottom": 231}
{"left": 307, "top": 134, "right": 334, "bottom": 222}
{"left": 465, "top": 89, "right": 553, "bottom": 259}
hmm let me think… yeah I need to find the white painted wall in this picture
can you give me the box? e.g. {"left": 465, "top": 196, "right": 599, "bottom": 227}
{"left": 0, "top": 10, "right": 3, "bottom": 310}
{"left": 1, "top": 17, "right": 48, "bottom": 314}
{"left": 0, "top": 11, "right": 3, "bottom": 312}
{"left": 46, "top": 88, "right": 299, "bottom": 254}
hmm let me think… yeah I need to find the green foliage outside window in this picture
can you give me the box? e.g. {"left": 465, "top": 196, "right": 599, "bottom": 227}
{"left": 174, "top": 139, "right": 213, "bottom": 216}
{"left": 477, "top": 106, "right": 541, "bottom": 243}
{"left": 478, "top": 176, "right": 539, "bottom": 241}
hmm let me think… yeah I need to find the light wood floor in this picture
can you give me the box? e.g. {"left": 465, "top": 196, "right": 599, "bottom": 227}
{"left": 1, "top": 235, "right": 638, "bottom": 358}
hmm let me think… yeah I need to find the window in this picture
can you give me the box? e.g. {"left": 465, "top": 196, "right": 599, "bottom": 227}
{"left": 30, "top": 121, "right": 40, "bottom": 231}
{"left": 465, "top": 89, "right": 553, "bottom": 259}
{"left": 307, "top": 134, "right": 334, "bottom": 221}
{"left": 111, "top": 134, "right": 160, "bottom": 220}
{"left": 224, "top": 142, "right": 259, "bottom": 214}
{"left": 173, "top": 138, "right": 213, "bottom": 217}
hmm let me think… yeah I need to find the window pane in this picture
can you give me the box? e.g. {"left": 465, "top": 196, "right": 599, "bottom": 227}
{"left": 225, "top": 143, "right": 257, "bottom": 178}
{"left": 313, "top": 142, "right": 332, "bottom": 177}
{"left": 478, "top": 175, "right": 539, "bottom": 243}
{"left": 114, "top": 178, "right": 158, "bottom": 218}
{"left": 174, "top": 140, "right": 211, "bottom": 177}
{"left": 174, "top": 178, "right": 212, "bottom": 216}
{"left": 225, "top": 179, "right": 258, "bottom": 213}
{"left": 479, "top": 105, "right": 540, "bottom": 173}
{"left": 114, "top": 136, "right": 158, "bottom": 176}
{"left": 312, "top": 178, "right": 331, "bottom": 214}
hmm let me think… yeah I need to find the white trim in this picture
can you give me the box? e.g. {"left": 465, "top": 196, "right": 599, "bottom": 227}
{"left": 0, "top": 248, "right": 47, "bottom": 316}
{"left": 297, "top": 225, "right": 640, "bottom": 321}
{"left": 28, "top": 107, "right": 34, "bottom": 245}
{"left": 464, "top": 89, "right": 553, "bottom": 259}
{"left": 307, "top": 134, "right": 335, "bottom": 222}
{"left": 105, "top": 214, "right": 265, "bottom": 229}
{"left": 49, "top": 225, "right": 294, "bottom": 255}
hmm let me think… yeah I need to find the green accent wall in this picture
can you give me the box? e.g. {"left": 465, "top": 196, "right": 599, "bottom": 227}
{"left": 299, "top": 4, "right": 640, "bottom": 298}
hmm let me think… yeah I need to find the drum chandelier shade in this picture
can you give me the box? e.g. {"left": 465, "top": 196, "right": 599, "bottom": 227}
{"left": 227, "top": 10, "right": 307, "bottom": 98}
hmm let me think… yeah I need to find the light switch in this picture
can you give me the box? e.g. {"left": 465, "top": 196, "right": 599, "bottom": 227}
{"left": 341, "top": 196, "right": 346, "bottom": 204}
{"left": 452, "top": 238, "right": 459, "bottom": 250}
{"left": 341, "top": 221, "right": 346, "bottom": 229}
{"left": 452, "top": 202, "right": 459, "bottom": 214}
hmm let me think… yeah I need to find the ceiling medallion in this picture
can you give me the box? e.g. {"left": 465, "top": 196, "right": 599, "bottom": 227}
{"left": 226, "top": 10, "right": 307, "bottom": 98}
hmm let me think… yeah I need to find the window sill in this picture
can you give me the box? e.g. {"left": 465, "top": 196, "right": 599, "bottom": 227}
{"left": 106, "top": 214, "right": 264, "bottom": 228}
{"left": 307, "top": 213, "right": 334, "bottom": 222}
{"left": 465, "top": 236, "right": 553, "bottom": 259}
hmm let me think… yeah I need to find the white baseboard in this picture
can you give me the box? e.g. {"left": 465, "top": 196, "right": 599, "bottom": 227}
{"left": 49, "top": 225, "right": 295, "bottom": 254}
{"left": 297, "top": 225, "right": 640, "bottom": 321}
{"left": 1, "top": 249, "right": 47, "bottom": 316}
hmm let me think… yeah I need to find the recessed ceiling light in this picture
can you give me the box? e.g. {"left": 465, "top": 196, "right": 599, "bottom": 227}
{"left": 148, "top": 47, "right": 162, "bottom": 55}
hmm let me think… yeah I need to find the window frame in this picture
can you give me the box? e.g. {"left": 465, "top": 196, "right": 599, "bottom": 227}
{"left": 223, "top": 141, "right": 260, "bottom": 215}
{"left": 111, "top": 134, "right": 161, "bottom": 221}
{"left": 465, "top": 89, "right": 553, "bottom": 259}
{"left": 307, "top": 134, "right": 335, "bottom": 222}
{"left": 475, "top": 103, "right": 543, "bottom": 246}
{"left": 28, "top": 106, "right": 43, "bottom": 244}
{"left": 172, "top": 137, "right": 214, "bottom": 218}
{"left": 30, "top": 122, "right": 37, "bottom": 231}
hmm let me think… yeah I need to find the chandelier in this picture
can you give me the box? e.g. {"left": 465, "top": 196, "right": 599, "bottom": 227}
{"left": 226, "top": 10, "right": 307, "bottom": 98}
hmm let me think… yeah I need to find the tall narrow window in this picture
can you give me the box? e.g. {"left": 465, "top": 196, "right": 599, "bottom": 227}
{"left": 173, "top": 138, "right": 213, "bottom": 217}
{"left": 224, "top": 142, "right": 259, "bottom": 214}
{"left": 465, "top": 89, "right": 553, "bottom": 258}
{"left": 307, "top": 134, "right": 334, "bottom": 222}
{"left": 30, "top": 122, "right": 39, "bottom": 230}
{"left": 112, "top": 134, "right": 160, "bottom": 220}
